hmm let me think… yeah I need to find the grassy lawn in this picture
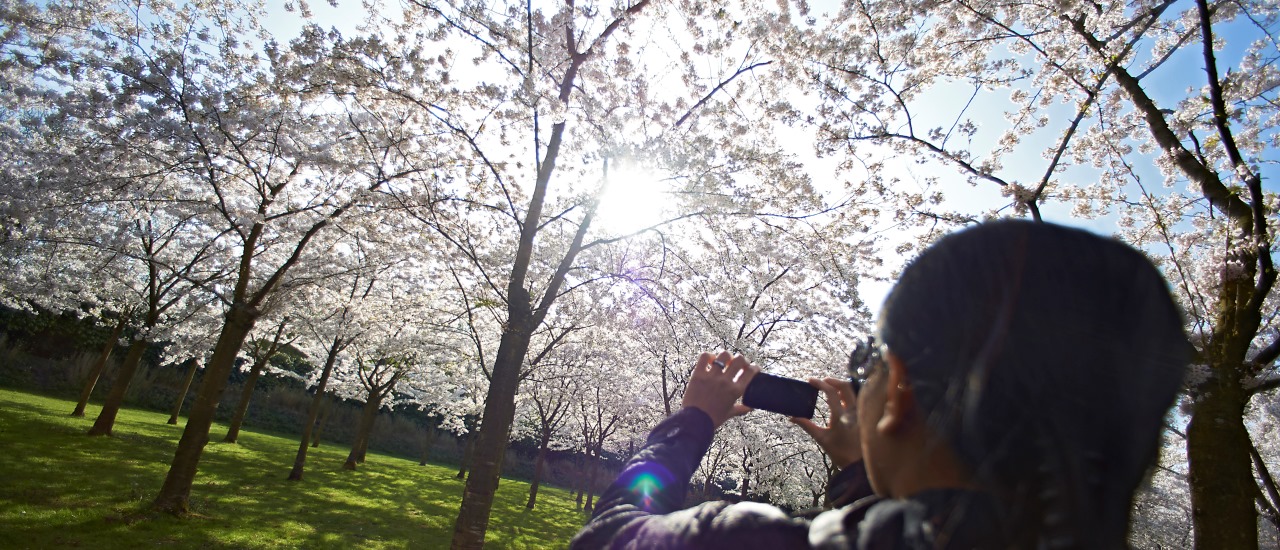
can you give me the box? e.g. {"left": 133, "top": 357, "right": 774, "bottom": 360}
{"left": 0, "top": 388, "right": 586, "bottom": 549}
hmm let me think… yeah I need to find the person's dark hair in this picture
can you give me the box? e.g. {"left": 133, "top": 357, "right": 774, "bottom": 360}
{"left": 877, "top": 220, "right": 1189, "bottom": 548}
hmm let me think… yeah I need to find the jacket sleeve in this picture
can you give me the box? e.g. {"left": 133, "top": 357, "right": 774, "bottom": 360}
{"left": 570, "top": 407, "right": 810, "bottom": 549}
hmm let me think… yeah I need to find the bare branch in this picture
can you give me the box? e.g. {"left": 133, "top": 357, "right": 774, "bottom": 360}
{"left": 1251, "top": 377, "right": 1280, "bottom": 396}
{"left": 1248, "top": 432, "right": 1280, "bottom": 526}
{"left": 674, "top": 60, "right": 773, "bottom": 128}
{"left": 1254, "top": 337, "right": 1280, "bottom": 369}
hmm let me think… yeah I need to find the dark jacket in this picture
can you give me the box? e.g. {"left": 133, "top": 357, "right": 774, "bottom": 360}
{"left": 571, "top": 408, "right": 1004, "bottom": 549}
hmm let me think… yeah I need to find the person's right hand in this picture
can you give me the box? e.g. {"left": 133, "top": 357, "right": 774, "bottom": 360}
{"left": 681, "top": 351, "right": 758, "bottom": 429}
{"left": 790, "top": 377, "right": 862, "bottom": 469}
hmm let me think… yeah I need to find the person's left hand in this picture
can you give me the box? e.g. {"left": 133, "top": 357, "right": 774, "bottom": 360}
{"left": 680, "top": 351, "right": 759, "bottom": 429}
{"left": 790, "top": 377, "right": 863, "bottom": 469}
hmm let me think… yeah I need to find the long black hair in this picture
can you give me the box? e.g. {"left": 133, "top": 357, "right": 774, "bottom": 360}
{"left": 877, "top": 220, "right": 1189, "bottom": 548}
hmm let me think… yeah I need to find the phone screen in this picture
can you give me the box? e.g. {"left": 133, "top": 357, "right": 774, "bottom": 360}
{"left": 742, "top": 372, "right": 819, "bottom": 419}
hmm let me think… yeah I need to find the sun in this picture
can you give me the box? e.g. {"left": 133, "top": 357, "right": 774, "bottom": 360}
{"left": 593, "top": 166, "right": 672, "bottom": 236}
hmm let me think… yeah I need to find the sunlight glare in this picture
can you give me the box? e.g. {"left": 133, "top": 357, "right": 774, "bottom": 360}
{"left": 594, "top": 166, "right": 671, "bottom": 236}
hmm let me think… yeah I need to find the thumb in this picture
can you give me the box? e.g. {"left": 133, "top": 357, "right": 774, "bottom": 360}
{"left": 731, "top": 404, "right": 753, "bottom": 418}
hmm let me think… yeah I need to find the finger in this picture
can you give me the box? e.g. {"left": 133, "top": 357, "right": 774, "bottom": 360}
{"left": 714, "top": 351, "right": 732, "bottom": 371}
{"left": 730, "top": 404, "right": 753, "bottom": 418}
{"left": 724, "top": 355, "right": 749, "bottom": 381}
{"left": 735, "top": 362, "right": 760, "bottom": 387}
{"left": 789, "top": 416, "right": 824, "bottom": 439}
{"left": 808, "top": 377, "right": 843, "bottom": 414}
{"left": 692, "top": 352, "right": 714, "bottom": 378}
{"left": 827, "top": 378, "right": 858, "bottom": 409}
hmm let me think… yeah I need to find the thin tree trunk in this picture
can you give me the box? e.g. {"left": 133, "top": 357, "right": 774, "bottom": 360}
{"left": 343, "top": 393, "right": 382, "bottom": 470}
{"left": 457, "top": 435, "right": 476, "bottom": 480}
{"left": 72, "top": 316, "right": 127, "bottom": 417}
{"left": 574, "top": 450, "right": 587, "bottom": 509}
{"left": 223, "top": 358, "right": 267, "bottom": 442}
{"left": 288, "top": 339, "right": 342, "bottom": 481}
{"left": 661, "top": 355, "right": 672, "bottom": 417}
{"left": 584, "top": 451, "right": 598, "bottom": 513}
{"left": 166, "top": 358, "right": 200, "bottom": 425}
{"left": 152, "top": 307, "right": 257, "bottom": 513}
{"left": 526, "top": 430, "right": 552, "bottom": 510}
{"left": 86, "top": 339, "right": 148, "bottom": 436}
{"left": 355, "top": 424, "right": 371, "bottom": 464}
{"left": 311, "top": 396, "right": 330, "bottom": 448}
{"left": 226, "top": 320, "right": 288, "bottom": 440}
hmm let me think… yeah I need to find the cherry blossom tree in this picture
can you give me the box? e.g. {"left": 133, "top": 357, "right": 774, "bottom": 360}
{"left": 286, "top": 252, "right": 393, "bottom": 481}
{"left": 0, "top": 1, "right": 228, "bottom": 427}
{"left": 331, "top": 0, "right": 824, "bottom": 542}
{"left": 520, "top": 367, "right": 577, "bottom": 510}
{"left": 0, "top": 90, "right": 225, "bottom": 437}
{"left": 338, "top": 354, "right": 410, "bottom": 470}
{"left": 82, "top": 206, "right": 224, "bottom": 437}
{"left": 5, "top": 0, "right": 434, "bottom": 512}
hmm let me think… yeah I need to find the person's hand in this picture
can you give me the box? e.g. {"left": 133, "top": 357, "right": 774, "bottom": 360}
{"left": 791, "top": 377, "right": 862, "bottom": 469}
{"left": 680, "top": 351, "right": 759, "bottom": 429}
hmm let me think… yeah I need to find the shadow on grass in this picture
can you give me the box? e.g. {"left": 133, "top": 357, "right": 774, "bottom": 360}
{"left": 0, "top": 389, "right": 585, "bottom": 549}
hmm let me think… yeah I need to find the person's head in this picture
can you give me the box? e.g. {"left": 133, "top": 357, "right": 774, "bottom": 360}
{"left": 858, "top": 219, "right": 1188, "bottom": 547}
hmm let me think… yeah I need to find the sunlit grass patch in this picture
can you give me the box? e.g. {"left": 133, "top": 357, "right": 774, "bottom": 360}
{"left": 0, "top": 388, "right": 587, "bottom": 548}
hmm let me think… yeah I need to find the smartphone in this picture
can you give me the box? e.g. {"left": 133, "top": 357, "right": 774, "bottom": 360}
{"left": 743, "top": 372, "right": 819, "bottom": 419}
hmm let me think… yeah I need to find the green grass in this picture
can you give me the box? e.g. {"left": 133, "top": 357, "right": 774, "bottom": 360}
{"left": 0, "top": 388, "right": 587, "bottom": 549}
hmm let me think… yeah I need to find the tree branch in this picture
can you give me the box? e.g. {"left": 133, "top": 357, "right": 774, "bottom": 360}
{"left": 674, "top": 60, "right": 773, "bottom": 128}
{"left": 1067, "top": 16, "right": 1253, "bottom": 228}
{"left": 1248, "top": 432, "right": 1280, "bottom": 527}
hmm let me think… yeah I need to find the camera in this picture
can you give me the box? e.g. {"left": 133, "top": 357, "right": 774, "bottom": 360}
{"left": 743, "top": 372, "right": 818, "bottom": 419}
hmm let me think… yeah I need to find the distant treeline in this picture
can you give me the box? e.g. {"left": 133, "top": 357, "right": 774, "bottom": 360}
{"left": 0, "top": 305, "right": 620, "bottom": 495}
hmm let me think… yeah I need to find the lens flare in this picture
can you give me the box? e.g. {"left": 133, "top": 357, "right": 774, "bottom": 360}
{"left": 622, "top": 465, "right": 672, "bottom": 511}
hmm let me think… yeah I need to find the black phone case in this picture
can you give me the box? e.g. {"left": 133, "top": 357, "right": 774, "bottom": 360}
{"left": 743, "top": 372, "right": 818, "bottom": 419}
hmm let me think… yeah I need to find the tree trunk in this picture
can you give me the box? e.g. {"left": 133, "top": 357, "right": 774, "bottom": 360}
{"left": 457, "top": 435, "right": 476, "bottom": 480}
{"left": 661, "top": 355, "right": 672, "bottom": 417}
{"left": 166, "top": 359, "right": 200, "bottom": 425}
{"left": 420, "top": 425, "right": 438, "bottom": 466}
{"left": 86, "top": 339, "right": 148, "bottom": 436}
{"left": 1186, "top": 249, "right": 1267, "bottom": 549}
{"left": 72, "top": 316, "right": 126, "bottom": 417}
{"left": 311, "top": 396, "right": 330, "bottom": 448}
{"left": 584, "top": 451, "right": 598, "bottom": 513}
{"left": 288, "top": 340, "right": 342, "bottom": 481}
{"left": 451, "top": 322, "right": 533, "bottom": 549}
{"left": 526, "top": 430, "right": 552, "bottom": 510}
{"left": 222, "top": 358, "right": 267, "bottom": 442}
{"left": 343, "top": 393, "right": 382, "bottom": 470}
{"left": 152, "top": 307, "right": 257, "bottom": 513}
{"left": 1188, "top": 368, "right": 1257, "bottom": 550}
{"left": 575, "top": 450, "right": 587, "bottom": 509}
{"left": 354, "top": 427, "right": 371, "bottom": 464}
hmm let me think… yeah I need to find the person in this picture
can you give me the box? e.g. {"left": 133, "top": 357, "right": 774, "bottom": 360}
{"left": 571, "top": 219, "right": 1189, "bottom": 549}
